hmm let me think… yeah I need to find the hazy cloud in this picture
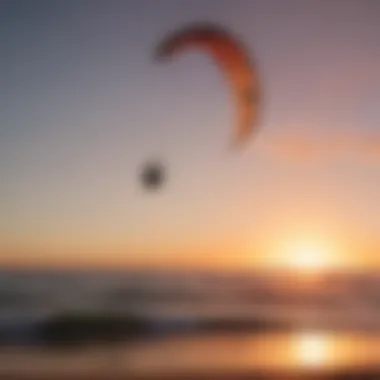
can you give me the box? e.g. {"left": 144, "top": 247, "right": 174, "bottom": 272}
{"left": 259, "top": 131, "right": 380, "bottom": 164}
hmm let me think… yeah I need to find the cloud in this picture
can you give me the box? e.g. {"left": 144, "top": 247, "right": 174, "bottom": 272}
{"left": 258, "top": 131, "right": 380, "bottom": 164}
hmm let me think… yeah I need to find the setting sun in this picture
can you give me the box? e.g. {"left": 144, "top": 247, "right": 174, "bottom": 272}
{"left": 286, "top": 241, "right": 332, "bottom": 273}
{"left": 257, "top": 232, "right": 343, "bottom": 274}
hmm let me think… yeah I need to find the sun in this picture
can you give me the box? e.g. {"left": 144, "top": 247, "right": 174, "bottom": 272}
{"left": 271, "top": 237, "right": 338, "bottom": 274}
{"left": 288, "top": 242, "right": 329, "bottom": 272}
{"left": 252, "top": 228, "right": 345, "bottom": 274}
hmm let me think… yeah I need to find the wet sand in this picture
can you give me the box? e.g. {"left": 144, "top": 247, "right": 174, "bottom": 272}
{"left": 1, "top": 368, "right": 380, "bottom": 380}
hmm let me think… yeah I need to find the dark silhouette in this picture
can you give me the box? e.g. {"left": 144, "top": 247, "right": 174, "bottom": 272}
{"left": 140, "top": 160, "right": 166, "bottom": 190}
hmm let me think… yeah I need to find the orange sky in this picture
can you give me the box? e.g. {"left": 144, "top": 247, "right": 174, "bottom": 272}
{"left": 1, "top": 1, "right": 380, "bottom": 273}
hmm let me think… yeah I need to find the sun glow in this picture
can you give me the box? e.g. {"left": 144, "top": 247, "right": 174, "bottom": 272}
{"left": 285, "top": 240, "right": 332, "bottom": 273}
{"left": 293, "top": 331, "right": 333, "bottom": 369}
{"left": 259, "top": 234, "right": 341, "bottom": 274}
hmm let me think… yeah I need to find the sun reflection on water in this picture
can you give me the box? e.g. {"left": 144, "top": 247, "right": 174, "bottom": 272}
{"left": 293, "top": 331, "right": 333, "bottom": 369}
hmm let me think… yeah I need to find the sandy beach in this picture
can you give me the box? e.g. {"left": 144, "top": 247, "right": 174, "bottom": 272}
{"left": 1, "top": 368, "right": 380, "bottom": 380}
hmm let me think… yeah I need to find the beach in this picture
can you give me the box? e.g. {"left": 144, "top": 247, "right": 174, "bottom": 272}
{"left": 0, "top": 328, "right": 379, "bottom": 380}
{"left": 1, "top": 369, "right": 380, "bottom": 380}
{"left": 0, "top": 270, "right": 379, "bottom": 380}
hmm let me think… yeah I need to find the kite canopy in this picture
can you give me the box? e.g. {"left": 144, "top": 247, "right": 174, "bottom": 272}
{"left": 154, "top": 22, "right": 262, "bottom": 148}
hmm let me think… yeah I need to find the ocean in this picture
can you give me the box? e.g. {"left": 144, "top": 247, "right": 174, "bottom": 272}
{"left": 0, "top": 268, "right": 379, "bottom": 376}
{"left": 0, "top": 269, "right": 379, "bottom": 327}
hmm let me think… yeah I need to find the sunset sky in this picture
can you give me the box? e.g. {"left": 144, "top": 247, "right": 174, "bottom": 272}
{"left": 1, "top": 0, "right": 380, "bottom": 271}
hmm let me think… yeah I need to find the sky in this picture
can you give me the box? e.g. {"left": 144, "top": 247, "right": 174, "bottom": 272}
{"left": 1, "top": 0, "right": 380, "bottom": 271}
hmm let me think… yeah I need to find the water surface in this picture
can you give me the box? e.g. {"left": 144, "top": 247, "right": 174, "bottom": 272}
{"left": 0, "top": 331, "right": 378, "bottom": 377}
